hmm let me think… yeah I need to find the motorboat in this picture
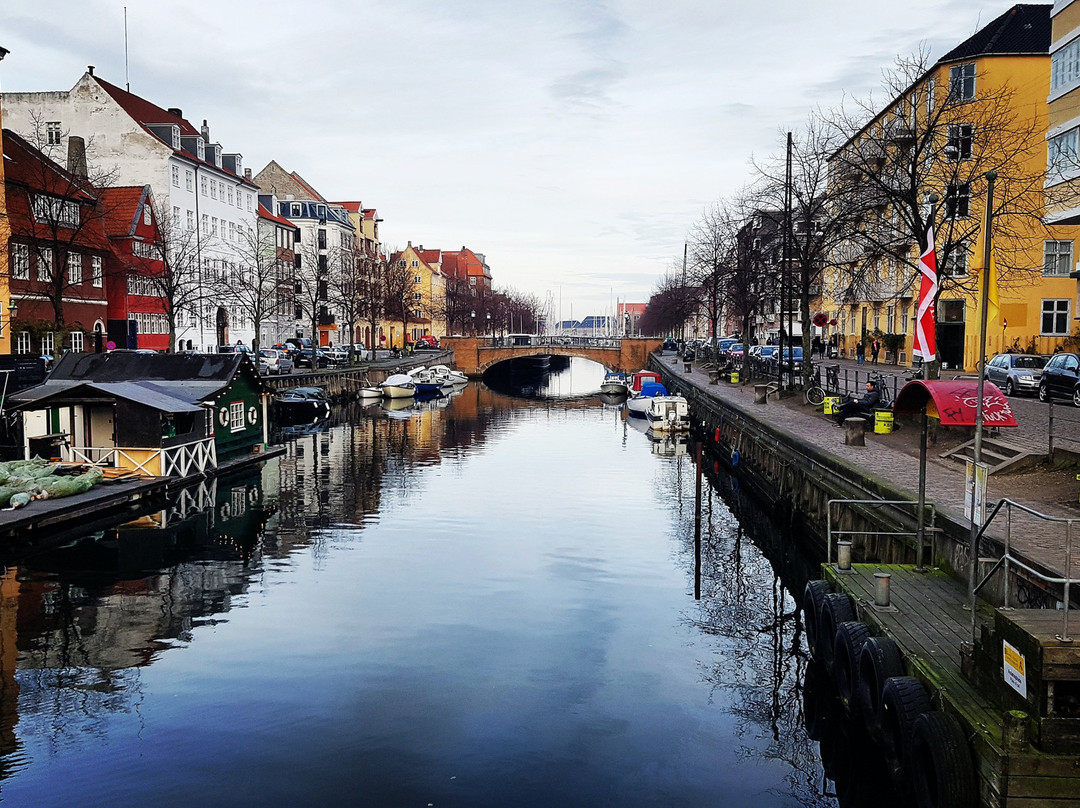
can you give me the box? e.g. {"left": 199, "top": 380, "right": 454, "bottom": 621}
{"left": 625, "top": 381, "right": 670, "bottom": 419}
{"left": 409, "top": 367, "right": 454, "bottom": 396}
{"left": 427, "top": 364, "right": 469, "bottom": 386}
{"left": 356, "top": 384, "right": 382, "bottom": 399}
{"left": 600, "top": 371, "right": 629, "bottom": 395}
{"left": 628, "top": 370, "right": 662, "bottom": 395}
{"left": 643, "top": 394, "right": 689, "bottom": 432}
{"left": 380, "top": 373, "right": 416, "bottom": 399}
{"left": 274, "top": 386, "right": 332, "bottom": 420}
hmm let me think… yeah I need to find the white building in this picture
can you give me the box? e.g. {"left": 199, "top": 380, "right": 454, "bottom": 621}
{"left": 3, "top": 68, "right": 261, "bottom": 351}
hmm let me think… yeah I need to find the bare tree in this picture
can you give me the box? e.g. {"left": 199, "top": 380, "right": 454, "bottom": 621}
{"left": 382, "top": 252, "right": 417, "bottom": 350}
{"left": 688, "top": 201, "right": 741, "bottom": 350}
{"left": 327, "top": 247, "right": 366, "bottom": 361}
{"left": 218, "top": 221, "right": 280, "bottom": 355}
{"left": 356, "top": 251, "right": 385, "bottom": 358}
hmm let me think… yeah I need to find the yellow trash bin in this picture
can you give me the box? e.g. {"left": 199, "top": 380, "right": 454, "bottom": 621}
{"left": 823, "top": 396, "right": 839, "bottom": 415}
{"left": 874, "top": 410, "right": 893, "bottom": 434}
{"left": 729, "top": 371, "right": 740, "bottom": 384}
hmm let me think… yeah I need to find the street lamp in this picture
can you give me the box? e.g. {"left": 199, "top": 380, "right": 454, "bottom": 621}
{"left": 471, "top": 310, "right": 476, "bottom": 336}
{"left": 7, "top": 298, "right": 17, "bottom": 352}
{"left": 486, "top": 311, "right": 492, "bottom": 340}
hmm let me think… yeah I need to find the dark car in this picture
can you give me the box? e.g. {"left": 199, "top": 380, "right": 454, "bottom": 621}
{"left": 296, "top": 348, "right": 330, "bottom": 369}
{"left": 984, "top": 353, "right": 1046, "bottom": 397}
{"left": 1039, "top": 351, "right": 1080, "bottom": 406}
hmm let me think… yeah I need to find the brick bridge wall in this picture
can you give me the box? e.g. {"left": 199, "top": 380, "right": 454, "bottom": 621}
{"left": 441, "top": 337, "right": 662, "bottom": 377}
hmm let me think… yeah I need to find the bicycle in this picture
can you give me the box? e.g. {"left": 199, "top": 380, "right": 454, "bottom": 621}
{"left": 805, "top": 368, "right": 826, "bottom": 406}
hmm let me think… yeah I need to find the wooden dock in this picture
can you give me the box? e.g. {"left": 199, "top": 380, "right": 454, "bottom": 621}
{"left": 823, "top": 563, "right": 1080, "bottom": 807}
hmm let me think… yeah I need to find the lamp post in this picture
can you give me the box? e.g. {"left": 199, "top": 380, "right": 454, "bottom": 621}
{"left": 471, "top": 310, "right": 476, "bottom": 336}
{"left": 486, "top": 311, "right": 492, "bottom": 342}
{"left": 7, "top": 299, "right": 17, "bottom": 354}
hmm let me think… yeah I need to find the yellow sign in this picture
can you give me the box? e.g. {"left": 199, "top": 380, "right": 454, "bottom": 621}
{"left": 1003, "top": 640, "right": 1027, "bottom": 698}
{"left": 824, "top": 396, "right": 839, "bottom": 415}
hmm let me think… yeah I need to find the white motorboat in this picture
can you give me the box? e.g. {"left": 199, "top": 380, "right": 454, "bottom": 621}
{"left": 427, "top": 364, "right": 468, "bottom": 386}
{"left": 643, "top": 394, "right": 689, "bottom": 432}
{"left": 600, "top": 371, "right": 629, "bottom": 396}
{"left": 625, "top": 378, "right": 668, "bottom": 419}
{"left": 380, "top": 373, "right": 416, "bottom": 399}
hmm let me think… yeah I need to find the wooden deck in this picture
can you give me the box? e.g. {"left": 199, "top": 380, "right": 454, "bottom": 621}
{"left": 824, "top": 563, "right": 1080, "bottom": 807}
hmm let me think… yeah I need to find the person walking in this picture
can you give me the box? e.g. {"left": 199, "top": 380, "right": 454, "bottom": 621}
{"left": 856, "top": 340, "right": 864, "bottom": 365}
{"left": 871, "top": 338, "right": 881, "bottom": 365}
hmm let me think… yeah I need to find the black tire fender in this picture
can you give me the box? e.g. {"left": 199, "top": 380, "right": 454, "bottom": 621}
{"left": 833, "top": 621, "right": 873, "bottom": 716}
{"left": 911, "top": 711, "right": 977, "bottom": 808}
{"left": 803, "top": 580, "right": 831, "bottom": 662}
{"left": 857, "top": 636, "right": 906, "bottom": 742}
{"left": 880, "top": 675, "right": 931, "bottom": 776}
{"left": 818, "top": 592, "right": 856, "bottom": 673}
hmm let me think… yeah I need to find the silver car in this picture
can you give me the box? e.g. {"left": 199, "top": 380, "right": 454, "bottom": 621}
{"left": 259, "top": 348, "right": 294, "bottom": 375}
{"left": 984, "top": 352, "right": 1047, "bottom": 396}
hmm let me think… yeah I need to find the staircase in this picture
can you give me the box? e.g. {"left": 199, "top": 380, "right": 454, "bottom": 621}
{"left": 939, "top": 437, "right": 1045, "bottom": 475}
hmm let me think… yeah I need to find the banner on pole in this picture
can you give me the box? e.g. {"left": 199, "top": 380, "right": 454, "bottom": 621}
{"left": 913, "top": 226, "right": 938, "bottom": 362}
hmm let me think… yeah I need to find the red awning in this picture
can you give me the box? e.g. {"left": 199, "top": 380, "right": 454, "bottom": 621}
{"left": 892, "top": 379, "right": 1017, "bottom": 427}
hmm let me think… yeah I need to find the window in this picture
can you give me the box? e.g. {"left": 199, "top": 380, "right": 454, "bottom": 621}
{"left": 171, "top": 165, "right": 180, "bottom": 187}
{"left": 413, "top": 292, "right": 423, "bottom": 301}
{"left": 886, "top": 305, "right": 895, "bottom": 334}
{"left": 202, "top": 214, "right": 209, "bottom": 234}
{"left": 317, "top": 230, "right": 327, "bottom": 250}
{"left": 946, "top": 124, "right": 973, "bottom": 161}
{"left": 11, "top": 244, "right": 29, "bottom": 280}
{"left": 15, "top": 331, "right": 30, "bottom": 355}
{"left": 939, "top": 299, "right": 965, "bottom": 323}
{"left": 949, "top": 63, "right": 976, "bottom": 101}
{"left": 469, "top": 276, "right": 477, "bottom": 286}
{"left": 41, "top": 332, "right": 54, "bottom": 355}
{"left": 926, "top": 76, "right": 935, "bottom": 115}
{"left": 1052, "top": 37, "right": 1080, "bottom": 94}
{"left": 46, "top": 122, "right": 62, "bottom": 146}
{"left": 70, "top": 331, "right": 84, "bottom": 352}
{"left": 230, "top": 401, "right": 245, "bottom": 432}
{"left": 945, "top": 183, "right": 971, "bottom": 218}
{"left": 38, "top": 248, "right": 53, "bottom": 282}
{"left": 1044, "top": 240, "right": 1074, "bottom": 277}
{"left": 67, "top": 252, "right": 82, "bottom": 285}
{"left": 172, "top": 206, "right": 181, "bottom": 226}
{"left": 901, "top": 307, "right": 910, "bottom": 335}
{"left": 211, "top": 217, "right": 219, "bottom": 236}
{"left": 210, "top": 179, "right": 217, "bottom": 200}
{"left": 411, "top": 260, "right": 419, "bottom": 268}
{"left": 187, "top": 209, "right": 195, "bottom": 230}
{"left": 1049, "top": 129, "right": 1079, "bottom": 179}
{"left": 186, "top": 170, "right": 194, "bottom": 191}
{"left": 414, "top": 275, "right": 422, "bottom": 284}
{"left": 1042, "top": 299, "right": 1071, "bottom": 335}
{"left": 32, "top": 195, "right": 79, "bottom": 228}
{"left": 227, "top": 186, "right": 234, "bottom": 206}
{"left": 200, "top": 176, "right": 208, "bottom": 196}
{"left": 91, "top": 256, "right": 103, "bottom": 287}
{"left": 941, "top": 243, "right": 969, "bottom": 277}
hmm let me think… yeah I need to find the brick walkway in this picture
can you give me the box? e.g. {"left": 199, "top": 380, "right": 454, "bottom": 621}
{"left": 661, "top": 352, "right": 1080, "bottom": 583}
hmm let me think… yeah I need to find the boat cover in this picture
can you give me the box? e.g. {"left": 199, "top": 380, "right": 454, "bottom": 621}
{"left": 639, "top": 382, "right": 668, "bottom": 398}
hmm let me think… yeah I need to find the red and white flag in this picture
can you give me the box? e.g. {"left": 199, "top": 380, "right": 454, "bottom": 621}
{"left": 913, "top": 226, "right": 938, "bottom": 363}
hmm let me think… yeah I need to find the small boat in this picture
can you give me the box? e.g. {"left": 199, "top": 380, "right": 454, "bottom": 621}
{"left": 356, "top": 382, "right": 382, "bottom": 399}
{"left": 643, "top": 394, "right": 689, "bottom": 432}
{"left": 625, "top": 381, "right": 670, "bottom": 419}
{"left": 600, "top": 371, "right": 629, "bottom": 395}
{"left": 410, "top": 367, "right": 454, "bottom": 396}
{"left": 380, "top": 373, "right": 416, "bottom": 399}
{"left": 427, "top": 365, "right": 468, "bottom": 386}
{"left": 274, "top": 386, "right": 331, "bottom": 419}
{"left": 628, "top": 370, "right": 662, "bottom": 395}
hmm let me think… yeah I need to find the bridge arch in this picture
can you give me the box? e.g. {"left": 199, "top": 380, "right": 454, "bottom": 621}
{"left": 441, "top": 336, "right": 662, "bottom": 377}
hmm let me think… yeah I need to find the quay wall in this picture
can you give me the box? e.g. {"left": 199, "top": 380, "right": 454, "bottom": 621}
{"left": 653, "top": 360, "right": 1046, "bottom": 609}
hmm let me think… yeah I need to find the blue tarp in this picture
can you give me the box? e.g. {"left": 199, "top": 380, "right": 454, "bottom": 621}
{"left": 639, "top": 382, "right": 668, "bottom": 398}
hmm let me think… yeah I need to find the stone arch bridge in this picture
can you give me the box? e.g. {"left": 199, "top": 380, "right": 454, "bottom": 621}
{"left": 440, "top": 336, "right": 662, "bottom": 377}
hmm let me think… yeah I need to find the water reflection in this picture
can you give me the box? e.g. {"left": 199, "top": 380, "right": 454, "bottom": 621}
{"left": 0, "top": 366, "right": 901, "bottom": 807}
{"left": 484, "top": 356, "right": 607, "bottom": 398}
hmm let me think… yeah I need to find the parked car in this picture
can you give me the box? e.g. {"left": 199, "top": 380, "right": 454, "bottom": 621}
{"left": 217, "top": 344, "right": 255, "bottom": 357}
{"left": 769, "top": 347, "right": 804, "bottom": 375}
{"left": 323, "top": 346, "right": 349, "bottom": 364}
{"left": 414, "top": 335, "right": 440, "bottom": 350}
{"left": 259, "top": 348, "right": 294, "bottom": 375}
{"left": 296, "top": 348, "right": 330, "bottom": 369}
{"left": 1038, "top": 351, "right": 1080, "bottom": 405}
{"left": 984, "top": 352, "right": 1046, "bottom": 397}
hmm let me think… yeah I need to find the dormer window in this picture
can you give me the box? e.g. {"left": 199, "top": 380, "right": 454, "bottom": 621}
{"left": 196, "top": 137, "right": 205, "bottom": 161}
{"left": 170, "top": 125, "right": 180, "bottom": 149}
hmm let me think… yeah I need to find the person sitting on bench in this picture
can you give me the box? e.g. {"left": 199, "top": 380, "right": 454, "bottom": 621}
{"left": 833, "top": 380, "right": 882, "bottom": 426}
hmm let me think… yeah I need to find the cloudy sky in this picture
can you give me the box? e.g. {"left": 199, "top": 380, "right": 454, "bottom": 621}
{"left": 2, "top": 0, "right": 1021, "bottom": 321}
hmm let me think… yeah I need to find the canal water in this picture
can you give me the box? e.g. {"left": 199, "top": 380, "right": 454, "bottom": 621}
{"left": 0, "top": 358, "right": 896, "bottom": 807}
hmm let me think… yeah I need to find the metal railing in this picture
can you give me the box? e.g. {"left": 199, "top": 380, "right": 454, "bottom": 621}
{"left": 973, "top": 498, "right": 1080, "bottom": 642}
{"left": 826, "top": 498, "right": 938, "bottom": 566}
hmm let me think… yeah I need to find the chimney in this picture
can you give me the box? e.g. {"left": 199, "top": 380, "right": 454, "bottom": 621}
{"left": 244, "top": 168, "right": 252, "bottom": 181}
{"left": 67, "top": 136, "right": 88, "bottom": 179}
{"left": 87, "top": 65, "right": 95, "bottom": 76}
{"left": 201, "top": 119, "right": 210, "bottom": 143}
{"left": 168, "top": 107, "right": 183, "bottom": 118}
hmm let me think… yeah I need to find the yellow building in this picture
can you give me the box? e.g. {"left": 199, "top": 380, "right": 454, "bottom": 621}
{"left": 390, "top": 243, "right": 447, "bottom": 347}
{"left": 826, "top": 5, "right": 1080, "bottom": 370}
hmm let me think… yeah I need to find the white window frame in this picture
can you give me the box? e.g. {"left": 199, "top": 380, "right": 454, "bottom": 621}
{"left": 46, "top": 121, "right": 62, "bottom": 146}
{"left": 41, "top": 331, "right": 55, "bottom": 355}
{"left": 15, "top": 331, "right": 31, "bottom": 355}
{"left": 1042, "top": 299, "right": 1071, "bottom": 335}
{"left": 70, "top": 330, "right": 84, "bottom": 352}
{"left": 1044, "top": 240, "right": 1074, "bottom": 277}
{"left": 38, "top": 248, "right": 53, "bottom": 282}
{"left": 171, "top": 165, "right": 180, "bottom": 187}
{"left": 91, "top": 255, "right": 103, "bottom": 288}
{"left": 67, "top": 252, "right": 82, "bottom": 285}
{"left": 229, "top": 400, "right": 245, "bottom": 432}
{"left": 11, "top": 244, "right": 29, "bottom": 281}
{"left": 949, "top": 62, "right": 976, "bottom": 102}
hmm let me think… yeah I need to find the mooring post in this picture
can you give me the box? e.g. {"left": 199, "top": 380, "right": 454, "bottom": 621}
{"left": 837, "top": 541, "right": 852, "bottom": 571}
{"left": 874, "top": 572, "right": 891, "bottom": 608}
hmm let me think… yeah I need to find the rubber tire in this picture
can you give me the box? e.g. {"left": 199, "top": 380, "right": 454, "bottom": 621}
{"left": 1004, "top": 379, "right": 1014, "bottom": 396}
{"left": 1073, "top": 385, "right": 1080, "bottom": 408}
{"left": 1039, "top": 382, "right": 1049, "bottom": 403}
{"left": 833, "top": 621, "right": 873, "bottom": 717}
{"left": 803, "top": 580, "right": 831, "bottom": 662}
{"left": 818, "top": 593, "right": 856, "bottom": 674}
{"left": 911, "top": 712, "right": 977, "bottom": 808}
{"left": 881, "top": 676, "right": 932, "bottom": 778}
{"left": 857, "top": 636, "right": 906, "bottom": 742}
{"left": 806, "top": 386, "right": 825, "bottom": 406}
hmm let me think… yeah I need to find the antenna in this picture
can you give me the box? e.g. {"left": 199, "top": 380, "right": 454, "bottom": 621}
{"left": 124, "top": 7, "right": 130, "bottom": 91}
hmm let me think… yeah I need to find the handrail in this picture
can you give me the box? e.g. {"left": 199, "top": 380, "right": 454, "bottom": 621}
{"left": 826, "top": 498, "right": 938, "bottom": 566}
{"left": 973, "top": 497, "right": 1079, "bottom": 642}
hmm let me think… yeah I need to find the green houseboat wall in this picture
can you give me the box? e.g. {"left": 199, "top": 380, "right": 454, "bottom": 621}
{"left": 211, "top": 363, "right": 265, "bottom": 460}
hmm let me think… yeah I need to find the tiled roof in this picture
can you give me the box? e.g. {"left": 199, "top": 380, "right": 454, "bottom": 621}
{"left": 257, "top": 203, "right": 295, "bottom": 229}
{"left": 362, "top": 209, "right": 377, "bottom": 220}
{"left": 99, "top": 186, "right": 150, "bottom": 238}
{"left": 94, "top": 75, "right": 257, "bottom": 187}
{"left": 334, "top": 201, "right": 363, "bottom": 212}
{"left": 938, "top": 4, "right": 1050, "bottom": 63}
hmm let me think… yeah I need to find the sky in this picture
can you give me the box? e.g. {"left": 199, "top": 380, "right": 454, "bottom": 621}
{"left": 1, "top": 0, "right": 1024, "bottom": 321}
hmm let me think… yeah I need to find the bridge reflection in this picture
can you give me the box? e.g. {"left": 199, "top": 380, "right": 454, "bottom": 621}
{"left": 441, "top": 335, "right": 661, "bottom": 376}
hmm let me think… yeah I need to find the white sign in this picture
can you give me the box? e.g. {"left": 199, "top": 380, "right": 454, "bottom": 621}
{"left": 1003, "top": 640, "right": 1027, "bottom": 699}
{"left": 965, "top": 460, "right": 988, "bottom": 527}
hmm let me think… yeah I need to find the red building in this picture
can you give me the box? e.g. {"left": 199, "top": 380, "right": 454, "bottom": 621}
{"left": 100, "top": 185, "right": 169, "bottom": 351}
{"left": 3, "top": 129, "right": 111, "bottom": 355}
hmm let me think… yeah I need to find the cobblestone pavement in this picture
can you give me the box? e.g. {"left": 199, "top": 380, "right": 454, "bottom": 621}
{"left": 661, "top": 352, "right": 1080, "bottom": 583}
